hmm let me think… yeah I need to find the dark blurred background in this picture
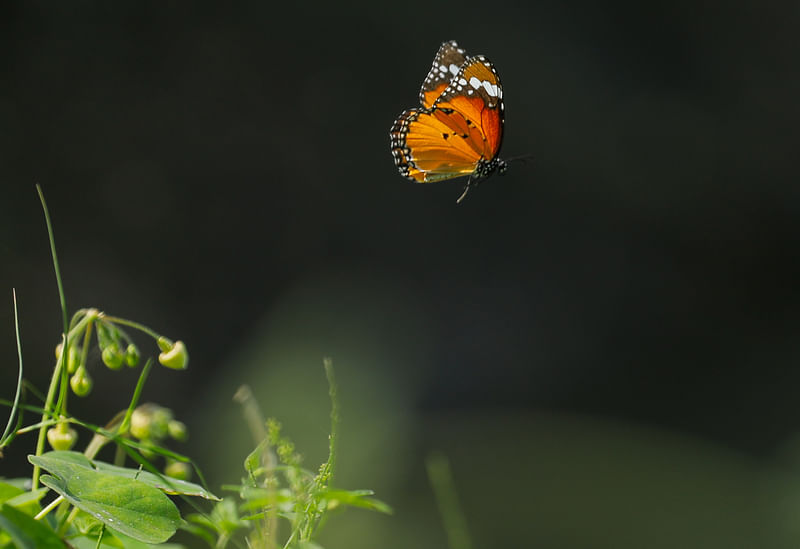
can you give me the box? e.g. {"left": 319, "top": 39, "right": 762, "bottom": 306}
{"left": 3, "top": 2, "right": 800, "bottom": 547}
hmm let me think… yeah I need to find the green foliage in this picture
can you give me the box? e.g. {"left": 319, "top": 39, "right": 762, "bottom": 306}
{"left": 30, "top": 452, "right": 182, "bottom": 544}
{"left": 0, "top": 187, "right": 390, "bottom": 548}
{"left": 186, "top": 363, "right": 392, "bottom": 548}
{"left": 0, "top": 503, "right": 66, "bottom": 549}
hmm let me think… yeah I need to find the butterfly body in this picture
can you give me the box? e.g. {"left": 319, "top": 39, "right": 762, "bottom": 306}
{"left": 390, "top": 41, "right": 505, "bottom": 201}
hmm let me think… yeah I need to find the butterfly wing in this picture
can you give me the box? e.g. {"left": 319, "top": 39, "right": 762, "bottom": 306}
{"left": 390, "top": 107, "right": 485, "bottom": 182}
{"left": 433, "top": 55, "right": 504, "bottom": 161}
{"left": 419, "top": 40, "right": 467, "bottom": 108}
{"left": 390, "top": 55, "right": 505, "bottom": 183}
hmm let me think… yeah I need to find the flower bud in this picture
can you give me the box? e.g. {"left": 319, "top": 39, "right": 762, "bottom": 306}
{"left": 327, "top": 499, "right": 341, "bottom": 511}
{"left": 56, "top": 343, "right": 82, "bottom": 374}
{"left": 168, "top": 420, "right": 188, "bottom": 442}
{"left": 66, "top": 345, "right": 81, "bottom": 374}
{"left": 158, "top": 340, "right": 188, "bottom": 370}
{"left": 130, "top": 407, "right": 151, "bottom": 440}
{"left": 138, "top": 442, "right": 157, "bottom": 460}
{"left": 102, "top": 343, "right": 125, "bottom": 370}
{"left": 130, "top": 404, "right": 172, "bottom": 441}
{"left": 150, "top": 407, "right": 172, "bottom": 440}
{"left": 156, "top": 336, "right": 173, "bottom": 353}
{"left": 125, "top": 343, "right": 140, "bottom": 367}
{"left": 47, "top": 424, "right": 78, "bottom": 451}
{"left": 164, "top": 460, "right": 192, "bottom": 481}
{"left": 70, "top": 366, "right": 92, "bottom": 397}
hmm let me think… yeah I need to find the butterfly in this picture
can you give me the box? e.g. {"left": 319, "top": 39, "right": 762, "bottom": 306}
{"left": 390, "top": 40, "right": 506, "bottom": 203}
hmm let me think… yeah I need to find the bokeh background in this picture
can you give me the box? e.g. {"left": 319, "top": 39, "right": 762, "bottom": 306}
{"left": 3, "top": 2, "right": 800, "bottom": 547}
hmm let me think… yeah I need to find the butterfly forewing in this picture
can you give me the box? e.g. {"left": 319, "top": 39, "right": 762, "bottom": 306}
{"left": 419, "top": 40, "right": 467, "bottom": 108}
{"left": 433, "top": 56, "right": 504, "bottom": 160}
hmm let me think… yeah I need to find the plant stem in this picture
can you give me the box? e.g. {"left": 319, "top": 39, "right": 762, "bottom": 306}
{"left": 234, "top": 385, "right": 278, "bottom": 549}
{"left": 32, "top": 338, "right": 65, "bottom": 490}
{"left": 120, "top": 358, "right": 153, "bottom": 434}
{"left": 1, "top": 290, "right": 24, "bottom": 445}
{"left": 34, "top": 495, "right": 64, "bottom": 520}
{"left": 36, "top": 185, "right": 69, "bottom": 351}
{"left": 323, "top": 357, "right": 339, "bottom": 485}
{"left": 94, "top": 524, "right": 106, "bottom": 549}
{"left": 101, "top": 315, "right": 161, "bottom": 340}
{"left": 33, "top": 186, "right": 74, "bottom": 490}
{"left": 426, "top": 453, "right": 473, "bottom": 549}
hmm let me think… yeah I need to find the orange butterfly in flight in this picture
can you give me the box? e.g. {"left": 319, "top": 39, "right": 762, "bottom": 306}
{"left": 390, "top": 40, "right": 506, "bottom": 203}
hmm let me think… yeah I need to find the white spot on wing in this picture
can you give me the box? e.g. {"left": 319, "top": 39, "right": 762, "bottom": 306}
{"left": 469, "top": 76, "right": 482, "bottom": 89}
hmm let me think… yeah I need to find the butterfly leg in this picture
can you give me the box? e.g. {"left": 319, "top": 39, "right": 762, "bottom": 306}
{"left": 456, "top": 173, "right": 481, "bottom": 204}
{"left": 456, "top": 182, "right": 471, "bottom": 204}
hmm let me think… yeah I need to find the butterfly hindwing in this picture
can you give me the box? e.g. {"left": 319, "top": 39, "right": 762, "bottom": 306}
{"left": 390, "top": 106, "right": 485, "bottom": 182}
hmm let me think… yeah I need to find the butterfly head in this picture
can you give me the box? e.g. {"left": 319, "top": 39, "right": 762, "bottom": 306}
{"left": 498, "top": 159, "right": 508, "bottom": 176}
{"left": 455, "top": 156, "right": 507, "bottom": 203}
{"left": 473, "top": 156, "right": 506, "bottom": 180}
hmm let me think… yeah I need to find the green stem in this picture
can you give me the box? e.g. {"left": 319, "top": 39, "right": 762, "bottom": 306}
{"left": 102, "top": 315, "right": 161, "bottom": 340}
{"left": 67, "top": 310, "right": 97, "bottom": 346}
{"left": 57, "top": 315, "right": 95, "bottom": 417}
{"left": 69, "top": 309, "right": 89, "bottom": 332}
{"left": 234, "top": 385, "right": 277, "bottom": 549}
{"left": 94, "top": 524, "right": 106, "bottom": 549}
{"left": 120, "top": 358, "right": 153, "bottom": 434}
{"left": 1, "top": 290, "right": 24, "bottom": 445}
{"left": 79, "top": 317, "right": 95, "bottom": 373}
{"left": 14, "top": 418, "right": 58, "bottom": 436}
{"left": 61, "top": 506, "right": 80, "bottom": 535}
{"left": 426, "top": 453, "right": 473, "bottom": 549}
{"left": 322, "top": 357, "right": 338, "bottom": 485}
{"left": 32, "top": 338, "right": 65, "bottom": 490}
{"left": 34, "top": 495, "right": 64, "bottom": 520}
{"left": 36, "top": 185, "right": 69, "bottom": 351}
{"left": 33, "top": 185, "right": 72, "bottom": 490}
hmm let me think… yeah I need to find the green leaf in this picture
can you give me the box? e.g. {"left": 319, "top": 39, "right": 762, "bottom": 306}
{"left": 244, "top": 439, "right": 266, "bottom": 476}
{"left": 0, "top": 478, "right": 29, "bottom": 492}
{"left": 67, "top": 532, "right": 185, "bottom": 549}
{"left": 0, "top": 503, "right": 66, "bottom": 549}
{"left": 0, "top": 481, "right": 24, "bottom": 504}
{"left": 92, "top": 460, "right": 219, "bottom": 500}
{"left": 29, "top": 450, "right": 218, "bottom": 500}
{"left": 238, "top": 486, "right": 294, "bottom": 511}
{"left": 185, "top": 498, "right": 246, "bottom": 542}
{"left": 5, "top": 488, "right": 49, "bottom": 515}
{"left": 321, "top": 489, "right": 393, "bottom": 514}
{"left": 0, "top": 481, "right": 47, "bottom": 517}
{"left": 29, "top": 452, "right": 182, "bottom": 544}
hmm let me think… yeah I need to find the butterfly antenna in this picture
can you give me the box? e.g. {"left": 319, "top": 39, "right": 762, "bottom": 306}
{"left": 504, "top": 153, "right": 535, "bottom": 165}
